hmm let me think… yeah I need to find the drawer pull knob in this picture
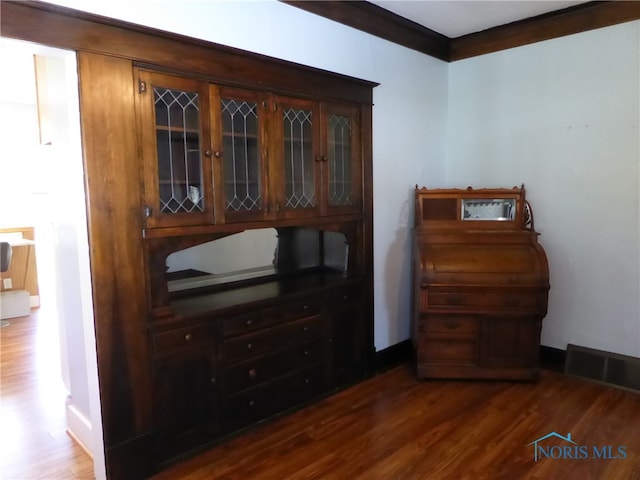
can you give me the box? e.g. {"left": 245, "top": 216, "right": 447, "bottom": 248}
{"left": 305, "top": 378, "right": 310, "bottom": 385}
{"left": 304, "top": 350, "right": 309, "bottom": 356}
{"left": 210, "top": 376, "right": 216, "bottom": 384}
{"left": 303, "top": 305, "right": 309, "bottom": 310}
{"left": 248, "top": 400, "right": 255, "bottom": 407}
{"left": 184, "top": 333, "right": 193, "bottom": 342}
{"left": 247, "top": 342, "right": 253, "bottom": 350}
{"left": 246, "top": 319, "right": 253, "bottom": 326}
{"left": 248, "top": 368, "right": 257, "bottom": 378}
{"left": 303, "top": 326, "right": 309, "bottom": 333}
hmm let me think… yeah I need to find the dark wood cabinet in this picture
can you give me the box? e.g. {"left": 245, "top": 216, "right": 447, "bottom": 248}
{"left": 135, "top": 54, "right": 374, "bottom": 468}
{"left": 151, "top": 323, "right": 219, "bottom": 459}
{"left": 148, "top": 270, "right": 366, "bottom": 463}
{"left": 137, "top": 68, "right": 364, "bottom": 230}
{"left": 412, "top": 186, "right": 549, "bottom": 381}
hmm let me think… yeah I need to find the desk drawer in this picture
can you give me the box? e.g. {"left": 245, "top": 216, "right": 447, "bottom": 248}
{"left": 427, "top": 291, "right": 543, "bottom": 310}
{"left": 421, "top": 316, "right": 478, "bottom": 334}
{"left": 422, "top": 337, "right": 478, "bottom": 365}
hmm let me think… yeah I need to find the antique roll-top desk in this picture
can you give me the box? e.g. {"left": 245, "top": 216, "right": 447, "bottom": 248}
{"left": 412, "top": 185, "right": 549, "bottom": 380}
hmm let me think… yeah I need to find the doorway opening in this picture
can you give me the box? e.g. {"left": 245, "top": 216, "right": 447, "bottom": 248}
{"left": 0, "top": 37, "right": 105, "bottom": 479}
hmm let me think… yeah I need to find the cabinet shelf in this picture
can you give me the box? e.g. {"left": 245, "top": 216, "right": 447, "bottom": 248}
{"left": 156, "top": 125, "right": 201, "bottom": 134}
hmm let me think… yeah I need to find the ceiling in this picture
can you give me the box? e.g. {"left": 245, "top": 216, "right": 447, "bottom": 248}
{"left": 368, "top": 1, "right": 588, "bottom": 38}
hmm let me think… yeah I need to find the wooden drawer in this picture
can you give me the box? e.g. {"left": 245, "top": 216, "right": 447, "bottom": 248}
{"left": 223, "top": 299, "right": 321, "bottom": 338}
{"left": 422, "top": 337, "right": 478, "bottom": 365}
{"left": 225, "top": 364, "right": 323, "bottom": 430}
{"left": 427, "top": 291, "right": 543, "bottom": 310}
{"left": 223, "top": 315, "right": 323, "bottom": 364}
{"left": 224, "top": 340, "right": 323, "bottom": 394}
{"left": 153, "top": 323, "right": 216, "bottom": 357}
{"left": 421, "top": 316, "right": 478, "bottom": 334}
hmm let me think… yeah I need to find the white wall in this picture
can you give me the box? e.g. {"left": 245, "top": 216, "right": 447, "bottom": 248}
{"left": 447, "top": 22, "right": 640, "bottom": 357}
{"left": 49, "top": 0, "right": 449, "bottom": 350}
{"left": 0, "top": 39, "right": 106, "bottom": 479}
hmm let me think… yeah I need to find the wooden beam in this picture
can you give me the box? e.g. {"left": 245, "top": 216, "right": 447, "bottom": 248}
{"left": 282, "top": 0, "right": 450, "bottom": 61}
{"left": 450, "top": 1, "right": 640, "bottom": 61}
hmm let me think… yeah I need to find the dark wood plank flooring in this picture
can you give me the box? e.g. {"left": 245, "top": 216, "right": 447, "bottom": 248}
{"left": 3, "top": 307, "right": 640, "bottom": 479}
{"left": 153, "top": 365, "right": 640, "bottom": 480}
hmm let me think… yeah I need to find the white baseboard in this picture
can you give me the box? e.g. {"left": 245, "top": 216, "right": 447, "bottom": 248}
{"left": 66, "top": 401, "right": 93, "bottom": 458}
{"left": 30, "top": 295, "right": 40, "bottom": 308}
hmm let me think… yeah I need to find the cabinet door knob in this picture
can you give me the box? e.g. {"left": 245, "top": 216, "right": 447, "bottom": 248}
{"left": 247, "top": 342, "right": 253, "bottom": 350}
{"left": 184, "top": 333, "right": 192, "bottom": 342}
{"left": 245, "top": 319, "right": 253, "bottom": 326}
{"left": 214, "top": 150, "right": 222, "bottom": 158}
{"left": 248, "top": 368, "right": 257, "bottom": 378}
{"left": 248, "top": 400, "right": 255, "bottom": 407}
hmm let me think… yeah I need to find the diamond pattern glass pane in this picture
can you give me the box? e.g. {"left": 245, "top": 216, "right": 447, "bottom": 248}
{"left": 154, "top": 87, "right": 203, "bottom": 214}
{"left": 283, "top": 108, "right": 315, "bottom": 209}
{"left": 327, "top": 114, "right": 352, "bottom": 206}
{"left": 221, "top": 99, "right": 261, "bottom": 212}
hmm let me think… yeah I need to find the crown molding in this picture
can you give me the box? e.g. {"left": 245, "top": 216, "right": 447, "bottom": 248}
{"left": 283, "top": 1, "right": 640, "bottom": 62}
{"left": 450, "top": 1, "right": 640, "bottom": 60}
{"left": 282, "top": 1, "right": 450, "bottom": 61}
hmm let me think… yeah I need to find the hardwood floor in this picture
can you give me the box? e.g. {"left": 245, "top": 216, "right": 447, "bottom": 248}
{"left": 3, "top": 308, "right": 640, "bottom": 480}
{"left": 0, "top": 307, "right": 93, "bottom": 479}
{"left": 152, "top": 365, "right": 640, "bottom": 480}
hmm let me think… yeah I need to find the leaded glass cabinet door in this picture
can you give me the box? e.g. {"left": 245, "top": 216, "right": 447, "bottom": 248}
{"left": 210, "top": 86, "right": 268, "bottom": 223}
{"left": 274, "top": 97, "right": 321, "bottom": 219}
{"left": 137, "top": 70, "right": 214, "bottom": 228}
{"left": 321, "top": 102, "right": 362, "bottom": 216}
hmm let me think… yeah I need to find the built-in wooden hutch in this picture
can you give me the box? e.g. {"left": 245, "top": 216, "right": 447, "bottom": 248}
{"left": 1, "top": 2, "right": 375, "bottom": 478}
